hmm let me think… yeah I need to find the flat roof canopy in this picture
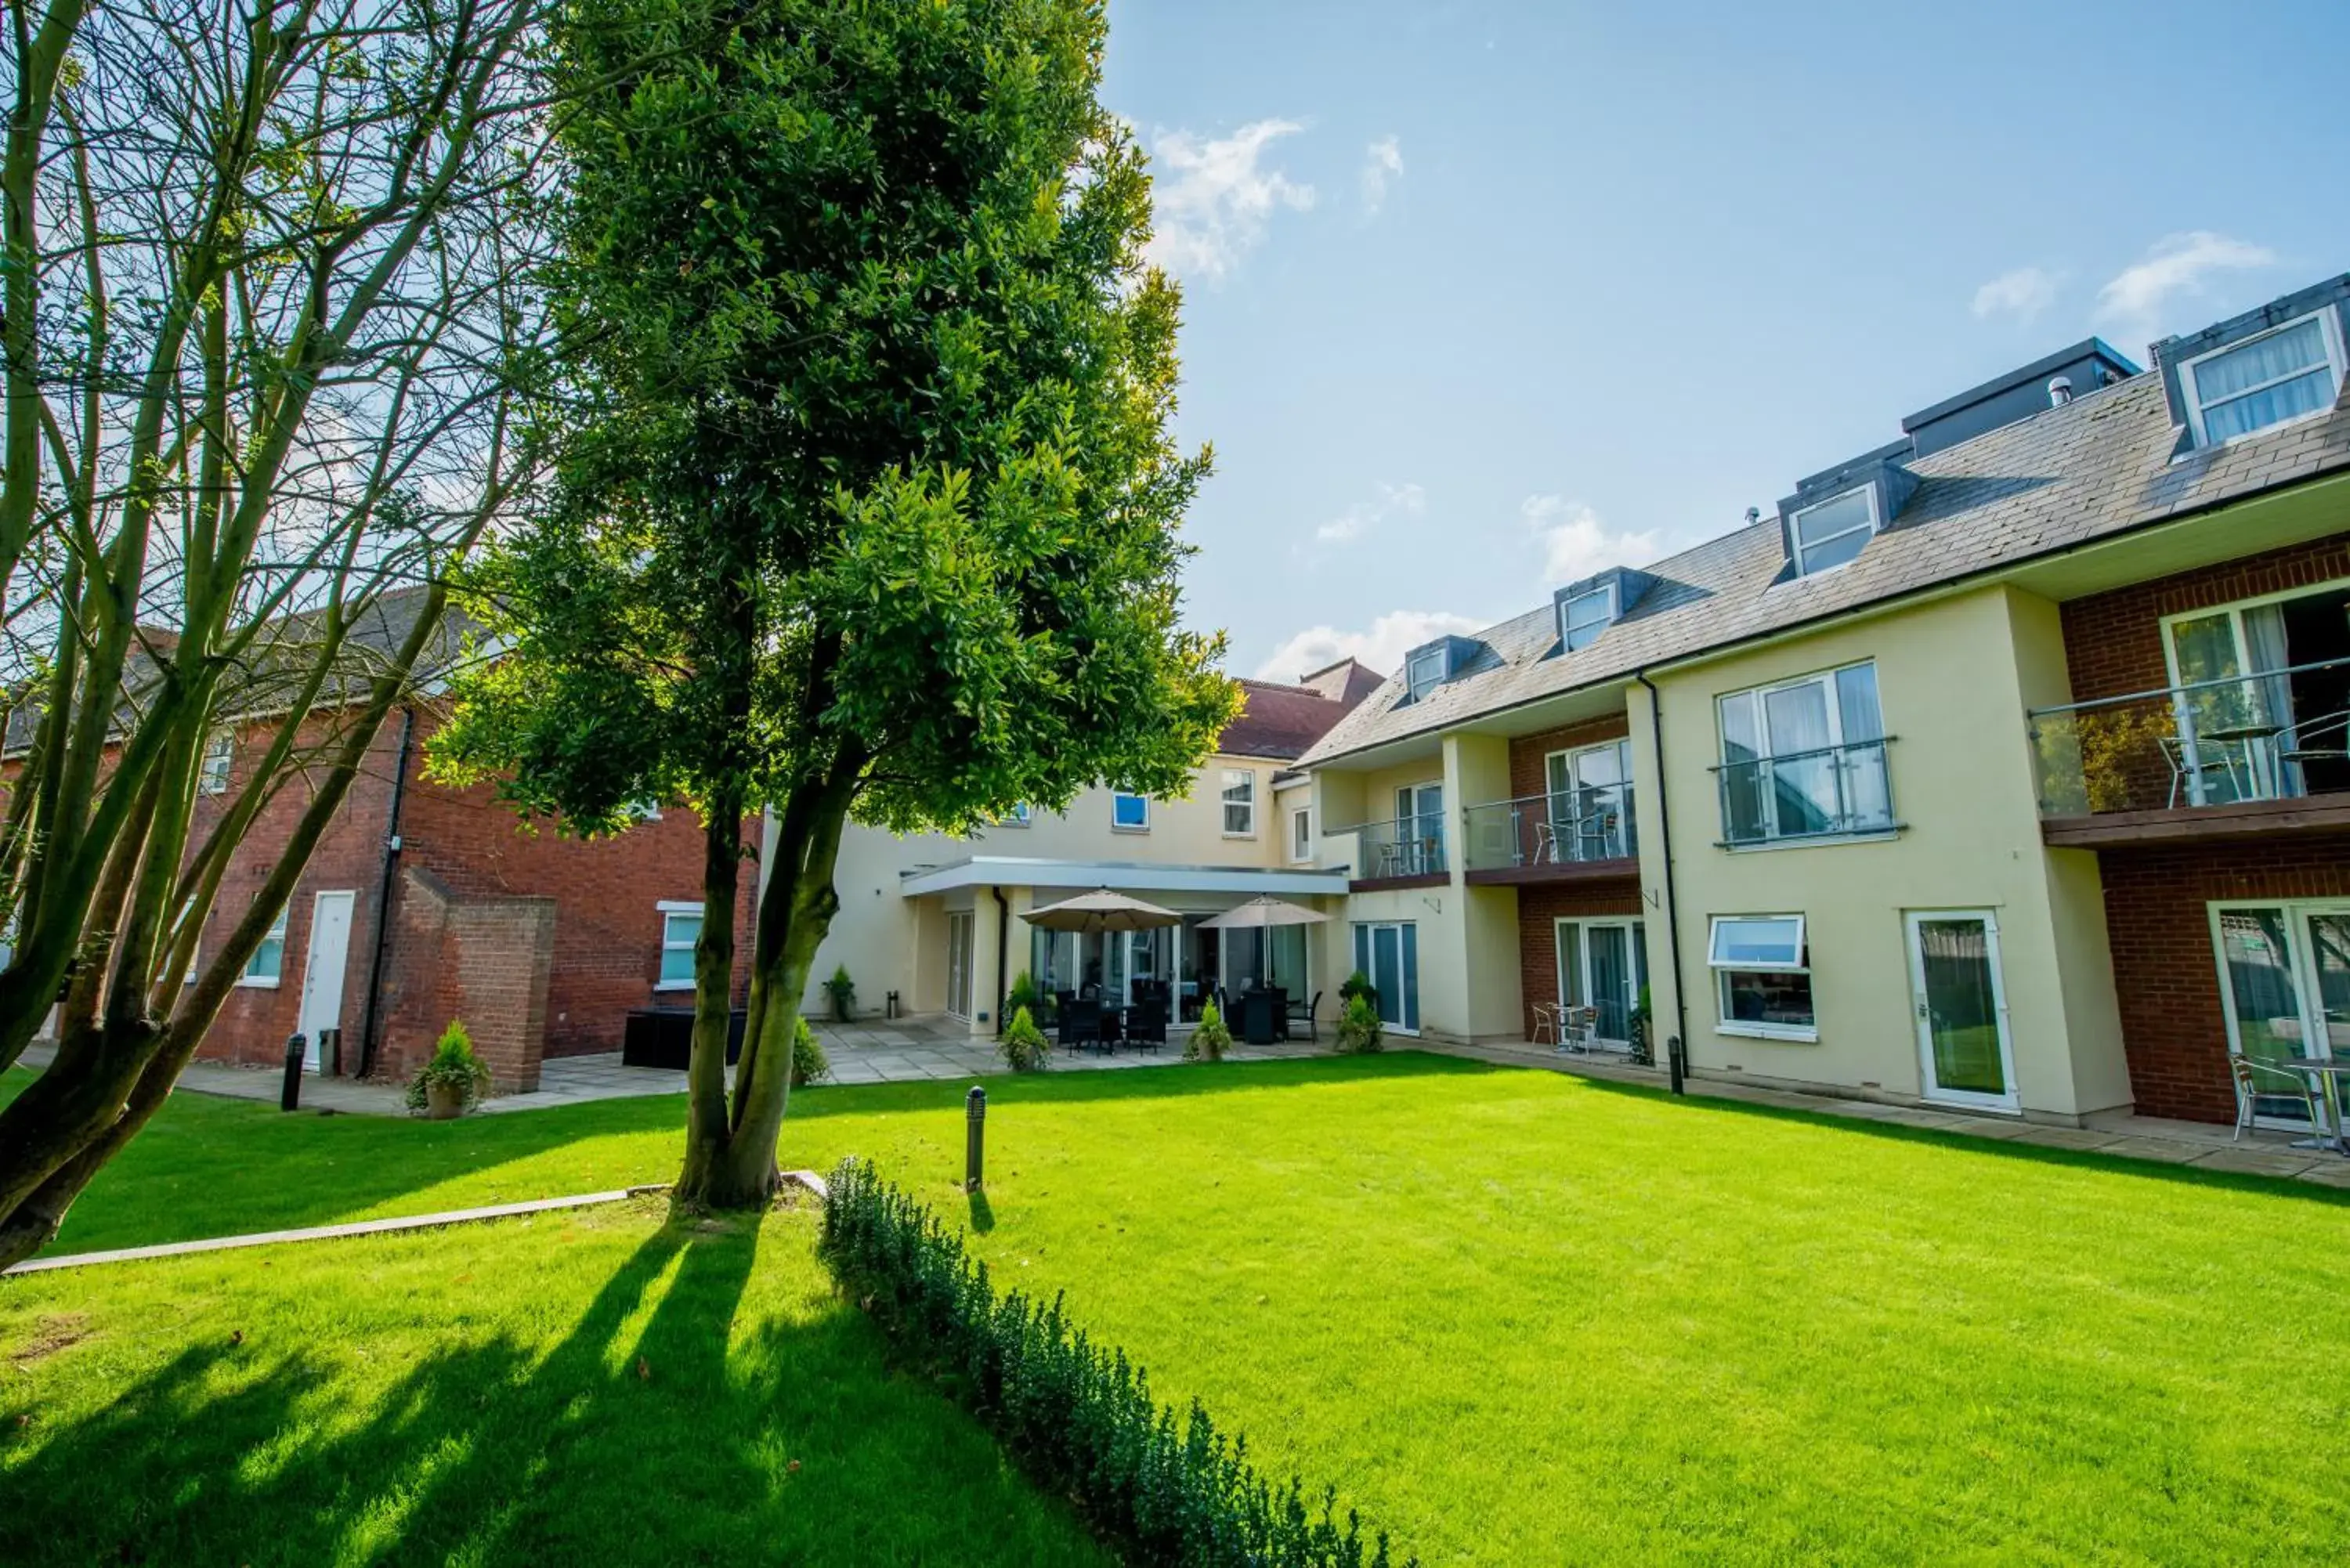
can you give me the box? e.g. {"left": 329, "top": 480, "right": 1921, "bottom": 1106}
{"left": 898, "top": 855, "right": 1350, "bottom": 899}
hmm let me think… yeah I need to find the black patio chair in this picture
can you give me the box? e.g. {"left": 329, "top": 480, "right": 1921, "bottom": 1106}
{"left": 1288, "top": 990, "right": 1322, "bottom": 1043}
{"left": 1057, "top": 997, "right": 1101, "bottom": 1053}
{"left": 1127, "top": 999, "right": 1168, "bottom": 1053}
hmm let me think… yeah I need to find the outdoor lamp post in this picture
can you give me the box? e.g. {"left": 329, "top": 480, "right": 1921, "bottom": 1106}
{"left": 280, "top": 1033, "right": 307, "bottom": 1111}
{"left": 965, "top": 1085, "right": 987, "bottom": 1191}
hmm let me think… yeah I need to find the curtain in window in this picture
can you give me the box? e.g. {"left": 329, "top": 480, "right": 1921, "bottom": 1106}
{"left": 2243, "top": 602, "right": 2305, "bottom": 797}
{"left": 1835, "top": 664, "right": 1889, "bottom": 827}
{"left": 1763, "top": 681, "right": 1836, "bottom": 833}
{"left": 2197, "top": 320, "right": 2334, "bottom": 442}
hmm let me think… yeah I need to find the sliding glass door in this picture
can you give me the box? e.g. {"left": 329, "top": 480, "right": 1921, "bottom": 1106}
{"left": 1350, "top": 920, "right": 1420, "bottom": 1034}
{"left": 2216, "top": 902, "right": 2350, "bottom": 1132}
{"left": 1554, "top": 918, "right": 1647, "bottom": 1045}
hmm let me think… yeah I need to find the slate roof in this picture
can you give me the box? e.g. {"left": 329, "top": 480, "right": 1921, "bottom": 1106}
{"left": 1300, "top": 366, "right": 2350, "bottom": 768}
{"left": 4, "top": 585, "right": 472, "bottom": 756}
{"left": 1220, "top": 671, "right": 1383, "bottom": 761}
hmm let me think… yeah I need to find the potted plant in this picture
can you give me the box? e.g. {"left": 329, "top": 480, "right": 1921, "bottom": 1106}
{"left": 822, "top": 963, "right": 857, "bottom": 1023}
{"left": 1629, "top": 985, "right": 1654, "bottom": 1065}
{"left": 1184, "top": 1000, "right": 1232, "bottom": 1063}
{"left": 1338, "top": 968, "right": 1378, "bottom": 1014}
{"left": 1334, "top": 994, "right": 1385, "bottom": 1055}
{"left": 407, "top": 1021, "right": 491, "bottom": 1118}
{"left": 790, "top": 1015, "right": 831, "bottom": 1088}
{"left": 1000, "top": 1006, "right": 1050, "bottom": 1071}
{"left": 1004, "top": 969, "right": 1050, "bottom": 1028}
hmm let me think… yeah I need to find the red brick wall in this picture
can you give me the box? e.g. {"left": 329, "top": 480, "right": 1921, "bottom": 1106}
{"left": 188, "top": 703, "right": 751, "bottom": 1078}
{"left": 2059, "top": 533, "right": 2350, "bottom": 699}
{"left": 1508, "top": 714, "right": 1631, "bottom": 801}
{"left": 1515, "top": 883, "right": 1644, "bottom": 1039}
{"left": 378, "top": 866, "right": 557, "bottom": 1091}
{"left": 2098, "top": 834, "right": 2350, "bottom": 1124}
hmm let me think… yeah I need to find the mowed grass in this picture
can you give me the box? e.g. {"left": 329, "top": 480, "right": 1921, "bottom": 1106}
{"left": 12, "top": 1053, "right": 2350, "bottom": 1562}
{"left": 0, "top": 1198, "right": 1104, "bottom": 1567}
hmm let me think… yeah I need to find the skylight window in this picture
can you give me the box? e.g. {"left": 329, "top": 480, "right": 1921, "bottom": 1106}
{"left": 1789, "top": 486, "right": 1878, "bottom": 577}
{"left": 1558, "top": 584, "right": 1617, "bottom": 652}
{"left": 2182, "top": 309, "right": 2345, "bottom": 446}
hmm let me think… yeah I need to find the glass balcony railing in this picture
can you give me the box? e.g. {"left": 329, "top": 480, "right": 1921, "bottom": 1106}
{"left": 1714, "top": 738, "right": 1896, "bottom": 845}
{"left": 2028, "top": 656, "right": 2350, "bottom": 816}
{"left": 1352, "top": 815, "right": 1447, "bottom": 879}
{"left": 1461, "top": 788, "right": 1636, "bottom": 873}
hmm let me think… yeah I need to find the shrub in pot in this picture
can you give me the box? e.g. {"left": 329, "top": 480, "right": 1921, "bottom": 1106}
{"left": 1004, "top": 968, "right": 1050, "bottom": 1028}
{"left": 790, "top": 1015, "right": 831, "bottom": 1087}
{"left": 821, "top": 963, "right": 857, "bottom": 1023}
{"left": 407, "top": 1021, "right": 491, "bottom": 1118}
{"left": 1184, "top": 1000, "right": 1231, "bottom": 1063}
{"left": 1000, "top": 1006, "right": 1050, "bottom": 1071}
{"left": 1338, "top": 967, "right": 1378, "bottom": 1014}
{"left": 1333, "top": 994, "right": 1385, "bottom": 1055}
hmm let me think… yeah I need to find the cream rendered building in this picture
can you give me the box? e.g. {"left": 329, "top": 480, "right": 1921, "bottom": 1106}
{"left": 1300, "top": 272, "right": 2350, "bottom": 1129}
{"left": 801, "top": 663, "right": 1382, "bottom": 1035}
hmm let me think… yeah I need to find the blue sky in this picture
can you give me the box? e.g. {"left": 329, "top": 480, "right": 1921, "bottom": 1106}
{"left": 1098, "top": 0, "right": 2350, "bottom": 681}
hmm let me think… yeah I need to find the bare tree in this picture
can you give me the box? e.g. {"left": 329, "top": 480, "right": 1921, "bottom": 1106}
{"left": 0, "top": 0, "right": 553, "bottom": 1266}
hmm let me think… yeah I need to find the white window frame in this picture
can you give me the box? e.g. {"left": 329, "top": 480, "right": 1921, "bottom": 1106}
{"left": 1788, "top": 486, "right": 1879, "bottom": 578}
{"left": 1111, "top": 791, "right": 1150, "bottom": 833}
{"left": 1289, "top": 805, "right": 1313, "bottom": 863}
{"left": 239, "top": 905, "right": 290, "bottom": 988}
{"left": 1558, "top": 584, "right": 1617, "bottom": 652}
{"left": 1405, "top": 645, "right": 1446, "bottom": 703}
{"left": 1220, "top": 768, "right": 1256, "bottom": 837}
{"left": 1707, "top": 913, "right": 1815, "bottom": 1042}
{"left": 656, "top": 899, "right": 703, "bottom": 991}
{"left": 2179, "top": 306, "right": 2346, "bottom": 449}
{"left": 1715, "top": 661, "right": 1886, "bottom": 844}
{"left": 199, "top": 730, "right": 233, "bottom": 797}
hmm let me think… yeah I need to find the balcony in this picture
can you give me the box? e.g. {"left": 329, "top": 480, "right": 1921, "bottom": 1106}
{"left": 1350, "top": 814, "right": 1448, "bottom": 888}
{"left": 1714, "top": 738, "right": 1897, "bottom": 847}
{"left": 2029, "top": 656, "right": 2350, "bottom": 847}
{"left": 1462, "top": 788, "right": 1638, "bottom": 884}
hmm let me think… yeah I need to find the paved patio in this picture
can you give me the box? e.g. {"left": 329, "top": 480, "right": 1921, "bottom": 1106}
{"left": 1437, "top": 1038, "right": 2350, "bottom": 1190}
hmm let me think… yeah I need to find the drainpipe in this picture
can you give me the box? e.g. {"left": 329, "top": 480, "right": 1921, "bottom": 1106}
{"left": 988, "top": 885, "right": 1009, "bottom": 1037}
{"left": 1634, "top": 670, "right": 1689, "bottom": 1094}
{"left": 353, "top": 705, "right": 414, "bottom": 1079}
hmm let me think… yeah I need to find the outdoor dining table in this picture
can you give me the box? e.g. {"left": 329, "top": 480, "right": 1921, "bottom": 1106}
{"left": 2265, "top": 1056, "right": 2350, "bottom": 1154}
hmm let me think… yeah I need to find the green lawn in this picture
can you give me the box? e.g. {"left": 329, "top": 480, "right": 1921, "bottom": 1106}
{"left": 10, "top": 1053, "right": 2350, "bottom": 1563}
{"left": 0, "top": 1198, "right": 1104, "bottom": 1566}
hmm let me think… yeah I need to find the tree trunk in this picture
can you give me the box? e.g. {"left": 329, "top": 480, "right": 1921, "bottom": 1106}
{"left": 671, "top": 798, "right": 743, "bottom": 1207}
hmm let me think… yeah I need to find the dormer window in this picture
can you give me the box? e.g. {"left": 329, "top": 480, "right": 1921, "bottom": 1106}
{"left": 2180, "top": 309, "right": 2345, "bottom": 446}
{"left": 1405, "top": 645, "right": 1448, "bottom": 703}
{"left": 1558, "top": 584, "right": 1617, "bottom": 652}
{"left": 1790, "top": 486, "right": 1878, "bottom": 577}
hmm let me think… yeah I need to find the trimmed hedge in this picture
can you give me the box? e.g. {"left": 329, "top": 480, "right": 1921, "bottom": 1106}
{"left": 819, "top": 1158, "right": 1412, "bottom": 1568}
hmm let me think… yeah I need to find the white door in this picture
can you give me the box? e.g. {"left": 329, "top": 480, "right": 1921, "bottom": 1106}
{"left": 1905, "top": 910, "right": 2018, "bottom": 1111}
{"left": 297, "top": 890, "right": 356, "bottom": 1069}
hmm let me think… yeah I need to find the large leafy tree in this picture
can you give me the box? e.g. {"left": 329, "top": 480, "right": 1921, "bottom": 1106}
{"left": 433, "top": 0, "right": 1235, "bottom": 1205}
{"left": 0, "top": 0, "right": 551, "bottom": 1266}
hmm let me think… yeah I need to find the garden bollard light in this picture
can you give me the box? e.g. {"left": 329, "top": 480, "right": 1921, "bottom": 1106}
{"left": 280, "top": 1033, "right": 307, "bottom": 1111}
{"left": 965, "top": 1085, "right": 986, "bottom": 1191}
{"left": 1667, "top": 1034, "right": 1686, "bottom": 1097}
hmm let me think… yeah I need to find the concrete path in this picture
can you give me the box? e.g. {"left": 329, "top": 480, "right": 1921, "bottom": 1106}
{"left": 1435, "top": 1039, "right": 2350, "bottom": 1190}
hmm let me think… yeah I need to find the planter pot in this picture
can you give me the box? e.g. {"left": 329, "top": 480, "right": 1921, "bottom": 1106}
{"left": 424, "top": 1081, "right": 469, "bottom": 1120}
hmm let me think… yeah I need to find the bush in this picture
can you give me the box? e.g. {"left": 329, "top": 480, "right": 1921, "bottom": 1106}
{"left": 1332, "top": 995, "right": 1384, "bottom": 1055}
{"left": 1337, "top": 969, "right": 1378, "bottom": 1013}
{"left": 1000, "top": 1006, "right": 1050, "bottom": 1072}
{"left": 822, "top": 963, "right": 857, "bottom": 1022}
{"left": 820, "top": 1158, "right": 1411, "bottom": 1568}
{"left": 405, "top": 1020, "right": 491, "bottom": 1112}
{"left": 1184, "top": 1000, "right": 1232, "bottom": 1063}
{"left": 1004, "top": 968, "right": 1049, "bottom": 1027}
{"left": 791, "top": 1015, "right": 830, "bottom": 1088}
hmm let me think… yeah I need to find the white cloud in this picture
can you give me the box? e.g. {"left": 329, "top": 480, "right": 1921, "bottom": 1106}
{"left": 2095, "top": 231, "right": 2276, "bottom": 326}
{"left": 1314, "top": 480, "right": 1424, "bottom": 545}
{"left": 1359, "top": 135, "right": 1404, "bottom": 215}
{"left": 1254, "top": 609, "right": 1485, "bottom": 685}
{"left": 1972, "top": 265, "right": 2061, "bottom": 321}
{"left": 1520, "top": 495, "right": 1659, "bottom": 582}
{"left": 1144, "top": 119, "right": 1315, "bottom": 280}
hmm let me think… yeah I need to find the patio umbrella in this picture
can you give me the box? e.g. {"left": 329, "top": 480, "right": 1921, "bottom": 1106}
{"left": 1024, "top": 888, "right": 1184, "bottom": 934}
{"left": 1196, "top": 896, "right": 1330, "bottom": 930}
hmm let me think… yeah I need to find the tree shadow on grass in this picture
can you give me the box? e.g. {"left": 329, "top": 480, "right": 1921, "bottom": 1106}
{"left": 0, "top": 1217, "right": 1100, "bottom": 1567}
{"left": 1570, "top": 1071, "right": 2350, "bottom": 1208}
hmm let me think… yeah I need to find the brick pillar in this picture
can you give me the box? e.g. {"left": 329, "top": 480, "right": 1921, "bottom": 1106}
{"left": 381, "top": 865, "right": 556, "bottom": 1094}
